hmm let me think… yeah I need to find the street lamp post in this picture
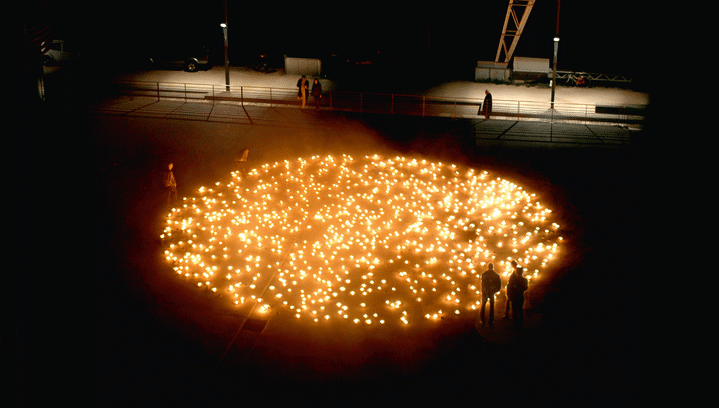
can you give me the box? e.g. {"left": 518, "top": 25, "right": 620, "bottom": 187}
{"left": 221, "top": 23, "right": 230, "bottom": 91}
{"left": 550, "top": 36, "right": 559, "bottom": 109}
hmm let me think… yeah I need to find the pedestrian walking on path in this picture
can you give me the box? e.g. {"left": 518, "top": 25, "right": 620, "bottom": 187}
{"left": 478, "top": 90, "right": 492, "bottom": 119}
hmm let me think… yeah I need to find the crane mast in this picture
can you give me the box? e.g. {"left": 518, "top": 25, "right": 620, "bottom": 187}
{"left": 495, "top": 0, "right": 535, "bottom": 64}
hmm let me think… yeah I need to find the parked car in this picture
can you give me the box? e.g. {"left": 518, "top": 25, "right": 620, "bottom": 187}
{"left": 149, "top": 45, "right": 211, "bottom": 72}
{"left": 43, "top": 40, "right": 80, "bottom": 66}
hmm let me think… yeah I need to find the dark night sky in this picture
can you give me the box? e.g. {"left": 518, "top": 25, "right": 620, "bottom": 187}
{"left": 50, "top": 1, "right": 647, "bottom": 78}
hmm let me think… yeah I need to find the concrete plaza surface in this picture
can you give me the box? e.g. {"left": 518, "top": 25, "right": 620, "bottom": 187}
{"left": 92, "top": 66, "right": 644, "bottom": 148}
{"left": 22, "top": 66, "right": 645, "bottom": 406}
{"left": 90, "top": 67, "right": 649, "bottom": 148}
{"left": 111, "top": 65, "right": 650, "bottom": 107}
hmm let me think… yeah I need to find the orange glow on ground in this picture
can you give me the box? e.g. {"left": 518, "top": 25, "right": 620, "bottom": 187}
{"left": 161, "top": 154, "right": 563, "bottom": 327}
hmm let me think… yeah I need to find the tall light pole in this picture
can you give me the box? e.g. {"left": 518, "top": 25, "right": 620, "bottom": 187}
{"left": 221, "top": 0, "right": 229, "bottom": 91}
{"left": 550, "top": 0, "right": 560, "bottom": 110}
{"left": 550, "top": 36, "right": 559, "bottom": 109}
{"left": 221, "top": 22, "right": 229, "bottom": 91}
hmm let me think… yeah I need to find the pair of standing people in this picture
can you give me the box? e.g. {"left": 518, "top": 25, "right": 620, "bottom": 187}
{"left": 478, "top": 261, "right": 528, "bottom": 328}
{"left": 297, "top": 75, "right": 322, "bottom": 109}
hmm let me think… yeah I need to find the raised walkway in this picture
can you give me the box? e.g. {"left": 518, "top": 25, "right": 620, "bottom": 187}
{"left": 86, "top": 93, "right": 639, "bottom": 148}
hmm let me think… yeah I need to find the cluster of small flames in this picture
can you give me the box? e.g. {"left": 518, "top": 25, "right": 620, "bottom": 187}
{"left": 161, "top": 154, "right": 562, "bottom": 326}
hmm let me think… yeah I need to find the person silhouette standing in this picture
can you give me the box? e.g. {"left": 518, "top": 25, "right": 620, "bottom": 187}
{"left": 478, "top": 89, "right": 492, "bottom": 119}
{"left": 311, "top": 78, "right": 322, "bottom": 110}
{"left": 504, "top": 260, "right": 519, "bottom": 319}
{"left": 297, "top": 75, "right": 309, "bottom": 109}
{"left": 235, "top": 148, "right": 249, "bottom": 178}
{"left": 506, "top": 266, "right": 528, "bottom": 329}
{"left": 479, "top": 263, "right": 502, "bottom": 326}
{"left": 164, "top": 163, "right": 177, "bottom": 205}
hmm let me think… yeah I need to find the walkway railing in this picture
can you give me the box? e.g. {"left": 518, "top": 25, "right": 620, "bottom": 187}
{"left": 104, "top": 80, "right": 645, "bottom": 127}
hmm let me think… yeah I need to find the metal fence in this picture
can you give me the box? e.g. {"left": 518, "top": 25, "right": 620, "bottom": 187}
{"left": 104, "top": 80, "right": 645, "bottom": 127}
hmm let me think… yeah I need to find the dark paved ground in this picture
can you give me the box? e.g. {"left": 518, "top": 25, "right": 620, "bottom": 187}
{"left": 15, "top": 69, "right": 646, "bottom": 406}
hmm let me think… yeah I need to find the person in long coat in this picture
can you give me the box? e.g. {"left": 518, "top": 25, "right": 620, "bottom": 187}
{"left": 479, "top": 89, "right": 492, "bottom": 119}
